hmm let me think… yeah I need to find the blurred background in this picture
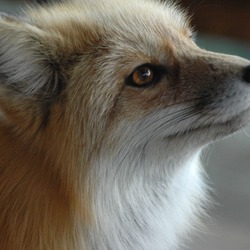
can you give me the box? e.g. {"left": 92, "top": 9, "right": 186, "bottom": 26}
{"left": 1, "top": 0, "right": 250, "bottom": 249}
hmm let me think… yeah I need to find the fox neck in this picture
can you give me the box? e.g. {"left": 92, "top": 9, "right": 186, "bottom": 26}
{"left": 89, "top": 139, "right": 208, "bottom": 250}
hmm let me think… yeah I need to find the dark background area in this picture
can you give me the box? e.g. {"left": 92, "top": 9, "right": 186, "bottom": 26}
{"left": 181, "top": 0, "right": 250, "bottom": 42}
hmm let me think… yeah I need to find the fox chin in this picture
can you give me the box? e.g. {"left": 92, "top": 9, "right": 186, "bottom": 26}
{"left": 0, "top": 0, "right": 250, "bottom": 249}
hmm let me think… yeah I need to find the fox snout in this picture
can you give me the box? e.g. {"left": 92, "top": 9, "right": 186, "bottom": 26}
{"left": 179, "top": 50, "right": 250, "bottom": 89}
{"left": 176, "top": 49, "right": 250, "bottom": 122}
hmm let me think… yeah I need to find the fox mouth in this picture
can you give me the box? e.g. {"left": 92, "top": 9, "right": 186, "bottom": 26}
{"left": 173, "top": 108, "right": 250, "bottom": 140}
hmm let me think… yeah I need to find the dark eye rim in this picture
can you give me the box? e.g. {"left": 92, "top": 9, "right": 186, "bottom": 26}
{"left": 125, "top": 63, "right": 168, "bottom": 88}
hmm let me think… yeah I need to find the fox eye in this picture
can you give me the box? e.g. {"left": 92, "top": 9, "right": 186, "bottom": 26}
{"left": 126, "top": 64, "right": 167, "bottom": 88}
{"left": 132, "top": 66, "right": 154, "bottom": 86}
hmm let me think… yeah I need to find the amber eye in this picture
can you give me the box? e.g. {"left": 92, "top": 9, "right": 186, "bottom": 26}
{"left": 132, "top": 66, "right": 154, "bottom": 86}
{"left": 126, "top": 63, "right": 167, "bottom": 88}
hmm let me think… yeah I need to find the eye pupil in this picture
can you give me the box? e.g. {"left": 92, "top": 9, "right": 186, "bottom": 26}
{"left": 133, "top": 66, "right": 154, "bottom": 86}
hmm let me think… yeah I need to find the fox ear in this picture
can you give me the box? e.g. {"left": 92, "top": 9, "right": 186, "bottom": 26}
{"left": 0, "top": 13, "right": 65, "bottom": 104}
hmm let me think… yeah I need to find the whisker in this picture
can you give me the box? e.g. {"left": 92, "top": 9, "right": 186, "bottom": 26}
{"left": 242, "top": 128, "right": 250, "bottom": 138}
{"left": 119, "top": 98, "right": 204, "bottom": 152}
{"left": 115, "top": 106, "right": 201, "bottom": 177}
{"left": 113, "top": 101, "right": 196, "bottom": 166}
{"left": 146, "top": 109, "right": 202, "bottom": 143}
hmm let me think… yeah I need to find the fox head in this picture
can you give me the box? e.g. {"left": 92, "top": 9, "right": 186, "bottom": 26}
{"left": 0, "top": 0, "right": 250, "bottom": 249}
{"left": 0, "top": 1, "right": 249, "bottom": 149}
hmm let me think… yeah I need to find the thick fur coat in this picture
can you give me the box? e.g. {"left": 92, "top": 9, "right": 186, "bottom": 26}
{"left": 0, "top": 0, "right": 250, "bottom": 249}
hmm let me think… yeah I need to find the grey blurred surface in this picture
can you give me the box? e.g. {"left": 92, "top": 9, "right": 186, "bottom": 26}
{"left": 1, "top": 1, "right": 250, "bottom": 249}
{"left": 0, "top": 0, "right": 27, "bottom": 13}
{"left": 188, "top": 131, "right": 250, "bottom": 250}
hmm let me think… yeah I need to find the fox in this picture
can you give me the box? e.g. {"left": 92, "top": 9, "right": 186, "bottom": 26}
{"left": 0, "top": 0, "right": 250, "bottom": 249}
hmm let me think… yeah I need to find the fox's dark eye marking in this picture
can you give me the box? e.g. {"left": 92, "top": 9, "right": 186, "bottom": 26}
{"left": 126, "top": 64, "right": 167, "bottom": 88}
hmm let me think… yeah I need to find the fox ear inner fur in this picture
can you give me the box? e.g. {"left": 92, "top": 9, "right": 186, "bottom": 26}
{"left": 0, "top": 13, "right": 65, "bottom": 104}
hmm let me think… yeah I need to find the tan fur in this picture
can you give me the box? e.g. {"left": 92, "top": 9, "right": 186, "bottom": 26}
{"left": 0, "top": 4, "right": 99, "bottom": 248}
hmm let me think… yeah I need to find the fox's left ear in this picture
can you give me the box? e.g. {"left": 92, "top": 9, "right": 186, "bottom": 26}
{"left": 0, "top": 12, "right": 65, "bottom": 104}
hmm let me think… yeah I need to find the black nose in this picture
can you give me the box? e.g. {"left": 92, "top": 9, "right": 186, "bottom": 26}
{"left": 243, "top": 65, "right": 250, "bottom": 83}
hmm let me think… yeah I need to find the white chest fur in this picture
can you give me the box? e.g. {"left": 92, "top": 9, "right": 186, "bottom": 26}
{"left": 89, "top": 142, "right": 208, "bottom": 250}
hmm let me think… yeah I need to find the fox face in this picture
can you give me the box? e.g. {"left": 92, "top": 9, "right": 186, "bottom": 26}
{"left": 0, "top": 1, "right": 249, "bottom": 150}
{"left": 0, "top": 0, "right": 250, "bottom": 249}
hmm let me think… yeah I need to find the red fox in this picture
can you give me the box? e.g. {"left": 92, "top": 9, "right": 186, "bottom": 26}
{"left": 0, "top": 0, "right": 250, "bottom": 249}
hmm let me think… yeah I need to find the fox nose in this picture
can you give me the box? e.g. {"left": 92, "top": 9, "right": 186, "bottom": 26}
{"left": 243, "top": 65, "right": 250, "bottom": 83}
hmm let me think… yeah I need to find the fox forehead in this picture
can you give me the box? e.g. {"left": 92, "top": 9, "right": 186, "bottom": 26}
{"left": 27, "top": 0, "right": 191, "bottom": 57}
